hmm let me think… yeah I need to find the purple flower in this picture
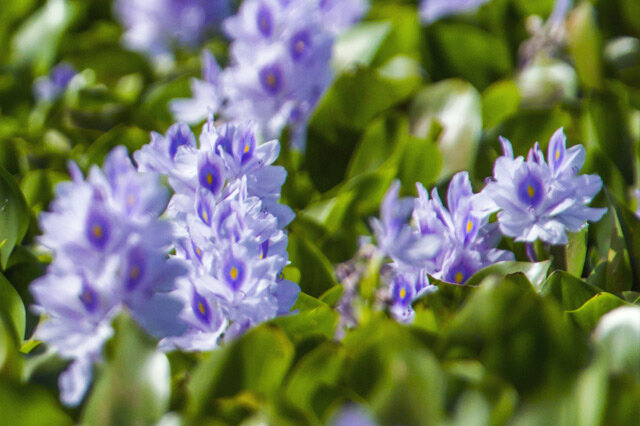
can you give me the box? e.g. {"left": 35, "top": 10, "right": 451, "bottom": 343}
{"left": 115, "top": 0, "right": 230, "bottom": 58}
{"left": 481, "top": 128, "right": 606, "bottom": 245}
{"left": 412, "top": 171, "right": 514, "bottom": 284}
{"left": 33, "top": 63, "right": 76, "bottom": 102}
{"left": 419, "top": 0, "right": 490, "bottom": 24}
{"left": 135, "top": 121, "right": 298, "bottom": 350}
{"left": 171, "top": 51, "right": 223, "bottom": 123}
{"left": 174, "top": 0, "right": 366, "bottom": 150}
{"left": 31, "top": 147, "right": 187, "bottom": 406}
{"left": 371, "top": 181, "right": 440, "bottom": 268}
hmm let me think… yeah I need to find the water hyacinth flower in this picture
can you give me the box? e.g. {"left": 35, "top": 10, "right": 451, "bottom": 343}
{"left": 419, "top": 0, "right": 490, "bottom": 24}
{"left": 115, "top": 0, "right": 230, "bottom": 59}
{"left": 135, "top": 121, "right": 298, "bottom": 351}
{"left": 31, "top": 147, "right": 186, "bottom": 406}
{"left": 33, "top": 63, "right": 76, "bottom": 102}
{"left": 171, "top": 0, "right": 368, "bottom": 150}
{"left": 482, "top": 128, "right": 606, "bottom": 245}
{"left": 412, "top": 171, "right": 514, "bottom": 284}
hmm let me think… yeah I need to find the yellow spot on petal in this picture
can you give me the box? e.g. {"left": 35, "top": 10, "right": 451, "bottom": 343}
{"left": 127, "top": 194, "right": 135, "bottom": 206}
{"left": 82, "top": 290, "right": 92, "bottom": 304}
{"left": 244, "top": 143, "right": 250, "bottom": 153}
{"left": 555, "top": 149, "right": 560, "bottom": 161}
{"left": 92, "top": 225, "right": 103, "bottom": 239}
{"left": 202, "top": 210, "right": 209, "bottom": 224}
{"left": 198, "top": 301, "right": 206, "bottom": 315}
{"left": 195, "top": 246, "right": 202, "bottom": 257}
{"left": 295, "top": 40, "right": 305, "bottom": 53}
{"left": 130, "top": 266, "right": 140, "bottom": 280}
{"left": 230, "top": 266, "right": 239, "bottom": 280}
{"left": 527, "top": 184, "right": 535, "bottom": 199}
{"left": 454, "top": 271, "right": 464, "bottom": 284}
{"left": 267, "top": 73, "right": 276, "bottom": 88}
{"left": 399, "top": 287, "right": 406, "bottom": 299}
{"left": 466, "top": 220, "right": 473, "bottom": 234}
{"left": 206, "top": 173, "right": 213, "bottom": 185}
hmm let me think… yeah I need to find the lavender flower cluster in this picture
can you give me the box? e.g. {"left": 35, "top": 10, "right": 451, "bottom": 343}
{"left": 171, "top": 0, "right": 367, "bottom": 150}
{"left": 115, "top": 0, "right": 231, "bottom": 59}
{"left": 372, "top": 128, "right": 606, "bottom": 322}
{"left": 31, "top": 148, "right": 186, "bottom": 405}
{"left": 32, "top": 121, "right": 298, "bottom": 405}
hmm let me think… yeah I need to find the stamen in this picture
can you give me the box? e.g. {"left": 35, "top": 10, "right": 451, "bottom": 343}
{"left": 527, "top": 184, "right": 535, "bottom": 198}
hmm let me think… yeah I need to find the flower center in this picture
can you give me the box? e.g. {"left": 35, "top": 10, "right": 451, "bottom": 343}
{"left": 230, "top": 266, "right": 238, "bottom": 280}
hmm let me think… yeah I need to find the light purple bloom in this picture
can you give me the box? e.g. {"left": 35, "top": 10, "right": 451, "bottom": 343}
{"left": 115, "top": 0, "right": 230, "bottom": 58}
{"left": 412, "top": 171, "right": 513, "bottom": 284}
{"left": 33, "top": 63, "right": 76, "bottom": 102}
{"left": 136, "top": 121, "right": 298, "bottom": 351}
{"left": 31, "top": 147, "right": 186, "bottom": 406}
{"left": 173, "top": 0, "right": 367, "bottom": 150}
{"left": 420, "top": 0, "right": 490, "bottom": 24}
{"left": 482, "top": 128, "right": 606, "bottom": 245}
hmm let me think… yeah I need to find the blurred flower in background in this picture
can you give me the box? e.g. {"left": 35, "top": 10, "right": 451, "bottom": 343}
{"left": 419, "top": 0, "right": 490, "bottom": 24}
{"left": 114, "top": 0, "right": 230, "bottom": 61}
{"left": 33, "top": 62, "right": 76, "bottom": 102}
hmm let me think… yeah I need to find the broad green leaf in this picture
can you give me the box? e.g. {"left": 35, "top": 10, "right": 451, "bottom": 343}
{"left": 565, "top": 228, "right": 588, "bottom": 277}
{"left": 332, "top": 22, "right": 392, "bottom": 72}
{"left": 423, "top": 23, "right": 512, "bottom": 90}
{"left": 409, "top": 79, "right": 481, "bottom": 177}
{"left": 283, "top": 343, "right": 346, "bottom": 421}
{"left": 481, "top": 80, "right": 521, "bottom": 129}
{"left": 567, "top": 293, "right": 629, "bottom": 332}
{"left": 0, "top": 166, "right": 29, "bottom": 269}
{"left": 0, "top": 378, "right": 71, "bottom": 425}
{"left": 593, "top": 306, "right": 640, "bottom": 380}
{"left": 288, "top": 232, "right": 340, "bottom": 298}
{"left": 465, "top": 261, "right": 551, "bottom": 289}
{"left": 306, "top": 55, "right": 422, "bottom": 191}
{"left": 10, "top": 0, "right": 78, "bottom": 71}
{"left": 272, "top": 303, "right": 338, "bottom": 345}
{"left": 0, "top": 273, "right": 25, "bottom": 343}
{"left": 567, "top": 3, "right": 604, "bottom": 90}
{"left": 187, "top": 325, "right": 294, "bottom": 421}
{"left": 539, "top": 271, "right": 600, "bottom": 311}
{"left": 82, "top": 316, "right": 171, "bottom": 425}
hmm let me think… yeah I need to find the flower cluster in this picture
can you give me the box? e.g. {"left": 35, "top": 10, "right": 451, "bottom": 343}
{"left": 33, "top": 63, "right": 76, "bottom": 102}
{"left": 482, "top": 128, "right": 606, "bottom": 245}
{"left": 135, "top": 121, "right": 298, "bottom": 350}
{"left": 371, "top": 128, "right": 605, "bottom": 322}
{"left": 31, "top": 147, "right": 186, "bottom": 406}
{"left": 171, "top": 0, "right": 368, "bottom": 150}
{"left": 115, "top": 0, "right": 230, "bottom": 59}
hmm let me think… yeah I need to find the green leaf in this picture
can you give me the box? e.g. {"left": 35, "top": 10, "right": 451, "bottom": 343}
{"left": 567, "top": 3, "right": 604, "bottom": 90}
{"left": 465, "top": 261, "right": 551, "bottom": 289}
{"left": 272, "top": 303, "right": 338, "bottom": 345}
{"left": 0, "top": 166, "right": 29, "bottom": 269}
{"left": 565, "top": 228, "right": 588, "bottom": 277}
{"left": 539, "top": 271, "right": 600, "bottom": 311}
{"left": 0, "top": 273, "right": 25, "bottom": 343}
{"left": 82, "top": 315, "right": 171, "bottom": 425}
{"left": 288, "top": 232, "right": 340, "bottom": 298}
{"left": 567, "top": 293, "right": 629, "bottom": 332}
{"left": 481, "top": 80, "right": 521, "bottom": 129}
{"left": 187, "top": 325, "right": 294, "bottom": 421}
{"left": 10, "top": 0, "right": 78, "bottom": 71}
{"left": 0, "top": 378, "right": 71, "bottom": 425}
{"left": 332, "top": 22, "right": 392, "bottom": 72}
{"left": 283, "top": 342, "right": 346, "bottom": 422}
{"left": 593, "top": 306, "right": 640, "bottom": 380}
{"left": 409, "top": 79, "right": 481, "bottom": 177}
